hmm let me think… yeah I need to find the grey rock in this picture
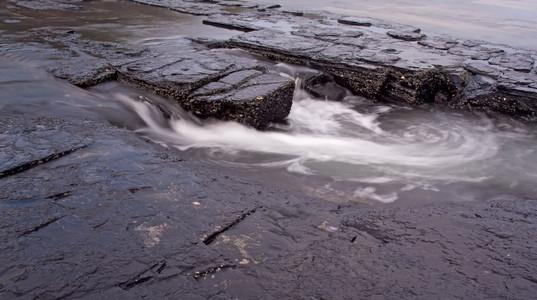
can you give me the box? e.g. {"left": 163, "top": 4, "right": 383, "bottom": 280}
{"left": 203, "top": 16, "right": 261, "bottom": 32}
{"left": 387, "top": 30, "right": 426, "bottom": 41}
{"left": 463, "top": 60, "right": 504, "bottom": 78}
{"left": 489, "top": 52, "right": 535, "bottom": 73}
{"left": 418, "top": 36, "right": 458, "bottom": 50}
{"left": 118, "top": 48, "right": 294, "bottom": 129}
{"left": 2, "top": 112, "right": 537, "bottom": 300}
{"left": 337, "top": 16, "right": 375, "bottom": 27}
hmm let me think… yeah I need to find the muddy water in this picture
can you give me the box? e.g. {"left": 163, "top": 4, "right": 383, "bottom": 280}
{"left": 253, "top": 0, "right": 537, "bottom": 50}
{"left": 1, "top": 1, "right": 537, "bottom": 206}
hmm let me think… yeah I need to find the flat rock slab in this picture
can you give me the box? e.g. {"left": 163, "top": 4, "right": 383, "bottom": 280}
{"left": 117, "top": 48, "right": 294, "bottom": 129}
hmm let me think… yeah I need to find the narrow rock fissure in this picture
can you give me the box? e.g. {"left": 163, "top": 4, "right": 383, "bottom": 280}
{"left": 202, "top": 206, "right": 259, "bottom": 245}
{"left": 0, "top": 144, "right": 90, "bottom": 179}
{"left": 18, "top": 216, "right": 65, "bottom": 237}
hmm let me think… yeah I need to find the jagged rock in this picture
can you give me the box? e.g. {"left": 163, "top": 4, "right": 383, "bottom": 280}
{"left": 302, "top": 73, "right": 348, "bottom": 101}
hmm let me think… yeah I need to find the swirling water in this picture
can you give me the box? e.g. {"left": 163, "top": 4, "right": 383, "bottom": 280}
{"left": 87, "top": 68, "right": 537, "bottom": 205}
{"left": 2, "top": 0, "right": 537, "bottom": 205}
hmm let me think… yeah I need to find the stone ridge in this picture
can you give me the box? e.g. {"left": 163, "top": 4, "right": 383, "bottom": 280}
{"left": 132, "top": 0, "right": 537, "bottom": 122}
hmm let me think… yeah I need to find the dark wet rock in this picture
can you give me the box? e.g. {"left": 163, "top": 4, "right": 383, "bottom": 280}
{"left": 202, "top": 16, "right": 261, "bottom": 32}
{"left": 2, "top": 2, "right": 537, "bottom": 299}
{"left": 11, "top": 0, "right": 537, "bottom": 122}
{"left": 187, "top": 72, "right": 294, "bottom": 127}
{"left": 118, "top": 49, "right": 294, "bottom": 128}
{"left": 337, "top": 16, "right": 375, "bottom": 27}
{"left": 282, "top": 10, "right": 304, "bottom": 17}
{"left": 303, "top": 73, "right": 348, "bottom": 101}
{"left": 334, "top": 198, "right": 537, "bottom": 299}
{"left": 387, "top": 30, "right": 426, "bottom": 41}
{"left": 0, "top": 119, "right": 91, "bottom": 178}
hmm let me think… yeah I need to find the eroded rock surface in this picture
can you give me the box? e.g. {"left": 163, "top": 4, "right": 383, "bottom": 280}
{"left": 9, "top": 0, "right": 537, "bottom": 124}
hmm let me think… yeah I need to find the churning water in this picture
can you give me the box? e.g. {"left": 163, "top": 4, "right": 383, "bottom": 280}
{"left": 2, "top": 0, "right": 537, "bottom": 205}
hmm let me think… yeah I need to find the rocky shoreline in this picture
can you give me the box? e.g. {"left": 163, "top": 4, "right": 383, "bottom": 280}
{"left": 1, "top": 0, "right": 537, "bottom": 299}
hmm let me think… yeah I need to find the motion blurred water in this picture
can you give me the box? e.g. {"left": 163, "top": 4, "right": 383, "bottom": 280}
{"left": 2, "top": 0, "right": 537, "bottom": 205}
{"left": 84, "top": 67, "right": 537, "bottom": 205}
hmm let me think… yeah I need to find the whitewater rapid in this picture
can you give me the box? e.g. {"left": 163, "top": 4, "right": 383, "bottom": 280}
{"left": 89, "top": 65, "right": 536, "bottom": 204}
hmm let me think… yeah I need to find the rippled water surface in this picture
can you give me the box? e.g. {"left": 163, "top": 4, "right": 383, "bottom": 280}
{"left": 1, "top": 0, "right": 537, "bottom": 205}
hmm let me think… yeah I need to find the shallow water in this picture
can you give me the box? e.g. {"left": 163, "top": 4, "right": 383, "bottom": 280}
{"left": 254, "top": 0, "right": 537, "bottom": 50}
{"left": 1, "top": 0, "right": 537, "bottom": 206}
